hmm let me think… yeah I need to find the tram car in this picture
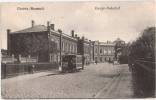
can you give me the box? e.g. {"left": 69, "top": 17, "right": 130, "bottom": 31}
{"left": 62, "top": 54, "right": 84, "bottom": 72}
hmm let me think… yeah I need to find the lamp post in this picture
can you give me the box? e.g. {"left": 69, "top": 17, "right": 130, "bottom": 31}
{"left": 58, "top": 29, "right": 62, "bottom": 72}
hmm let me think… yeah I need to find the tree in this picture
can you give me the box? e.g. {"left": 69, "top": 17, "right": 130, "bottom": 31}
{"left": 129, "top": 27, "right": 155, "bottom": 61}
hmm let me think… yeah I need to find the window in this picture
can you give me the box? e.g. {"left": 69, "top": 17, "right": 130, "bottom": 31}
{"left": 71, "top": 44, "right": 73, "bottom": 53}
{"left": 56, "top": 40, "right": 60, "bottom": 50}
{"left": 75, "top": 45, "right": 77, "bottom": 53}
{"left": 108, "top": 50, "right": 111, "bottom": 54}
{"left": 100, "top": 48, "right": 102, "bottom": 54}
{"left": 68, "top": 44, "right": 71, "bottom": 52}
{"left": 100, "top": 57, "right": 102, "bottom": 62}
{"left": 103, "top": 49, "right": 106, "bottom": 54}
{"left": 66, "top": 43, "right": 68, "bottom": 52}
{"left": 65, "top": 43, "right": 67, "bottom": 52}
{"left": 95, "top": 48, "right": 98, "bottom": 54}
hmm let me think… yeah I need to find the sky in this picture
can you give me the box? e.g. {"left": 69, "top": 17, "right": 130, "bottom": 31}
{"left": 0, "top": 1, "right": 155, "bottom": 49}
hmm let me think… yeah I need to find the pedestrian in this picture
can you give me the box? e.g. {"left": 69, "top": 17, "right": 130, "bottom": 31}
{"left": 31, "top": 65, "right": 35, "bottom": 74}
{"left": 82, "top": 56, "right": 85, "bottom": 69}
{"left": 95, "top": 60, "right": 97, "bottom": 64}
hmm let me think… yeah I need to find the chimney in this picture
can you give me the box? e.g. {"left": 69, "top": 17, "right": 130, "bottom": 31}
{"left": 58, "top": 29, "right": 62, "bottom": 33}
{"left": 7, "top": 29, "right": 11, "bottom": 55}
{"left": 7, "top": 29, "right": 11, "bottom": 34}
{"left": 75, "top": 34, "right": 77, "bottom": 38}
{"left": 47, "top": 21, "right": 50, "bottom": 31}
{"left": 82, "top": 36, "right": 84, "bottom": 40}
{"left": 71, "top": 30, "right": 74, "bottom": 37}
{"left": 50, "top": 24, "right": 55, "bottom": 30}
{"left": 31, "top": 20, "right": 35, "bottom": 27}
{"left": 47, "top": 21, "right": 50, "bottom": 27}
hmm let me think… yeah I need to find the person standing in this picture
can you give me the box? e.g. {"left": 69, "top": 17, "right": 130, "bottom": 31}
{"left": 82, "top": 56, "right": 85, "bottom": 69}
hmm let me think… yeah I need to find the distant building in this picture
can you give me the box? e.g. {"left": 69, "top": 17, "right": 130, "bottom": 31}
{"left": 77, "top": 37, "right": 93, "bottom": 65}
{"left": 93, "top": 41, "right": 100, "bottom": 63}
{"left": 99, "top": 41, "right": 115, "bottom": 62}
{"left": 93, "top": 41, "right": 115, "bottom": 63}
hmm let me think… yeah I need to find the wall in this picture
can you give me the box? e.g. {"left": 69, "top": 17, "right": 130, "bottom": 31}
{"left": 1, "top": 63, "right": 58, "bottom": 79}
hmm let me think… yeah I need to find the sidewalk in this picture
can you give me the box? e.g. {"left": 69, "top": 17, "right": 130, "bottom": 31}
{"left": 2, "top": 69, "right": 60, "bottom": 83}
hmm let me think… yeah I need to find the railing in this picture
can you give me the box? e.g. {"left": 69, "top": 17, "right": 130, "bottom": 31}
{"left": 19, "top": 57, "right": 37, "bottom": 63}
{"left": 1, "top": 56, "right": 37, "bottom": 63}
{"left": 1, "top": 57, "right": 17, "bottom": 63}
{"left": 131, "top": 59, "right": 155, "bottom": 97}
{"left": 134, "top": 59, "right": 155, "bottom": 77}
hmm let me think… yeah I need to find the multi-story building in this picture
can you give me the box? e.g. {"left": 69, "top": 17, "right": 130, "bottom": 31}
{"left": 7, "top": 20, "right": 77, "bottom": 63}
{"left": 6, "top": 20, "right": 124, "bottom": 64}
{"left": 93, "top": 41, "right": 100, "bottom": 63}
{"left": 77, "top": 37, "right": 93, "bottom": 65}
{"left": 98, "top": 41, "right": 115, "bottom": 62}
{"left": 93, "top": 41, "right": 115, "bottom": 63}
{"left": 49, "top": 29, "right": 78, "bottom": 63}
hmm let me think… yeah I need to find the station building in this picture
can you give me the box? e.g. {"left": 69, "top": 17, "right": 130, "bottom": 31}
{"left": 98, "top": 41, "right": 115, "bottom": 62}
{"left": 93, "top": 41, "right": 115, "bottom": 63}
{"left": 7, "top": 20, "right": 77, "bottom": 63}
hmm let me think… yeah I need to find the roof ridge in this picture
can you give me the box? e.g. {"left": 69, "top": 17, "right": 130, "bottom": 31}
{"left": 11, "top": 25, "right": 47, "bottom": 34}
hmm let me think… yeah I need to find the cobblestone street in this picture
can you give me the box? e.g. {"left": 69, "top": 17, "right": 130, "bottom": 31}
{"left": 2, "top": 63, "right": 133, "bottom": 99}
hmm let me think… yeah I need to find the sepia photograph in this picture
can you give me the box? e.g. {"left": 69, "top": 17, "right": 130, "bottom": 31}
{"left": 0, "top": 1, "right": 155, "bottom": 99}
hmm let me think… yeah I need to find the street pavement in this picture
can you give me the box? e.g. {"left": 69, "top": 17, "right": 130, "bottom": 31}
{"left": 1, "top": 63, "right": 133, "bottom": 99}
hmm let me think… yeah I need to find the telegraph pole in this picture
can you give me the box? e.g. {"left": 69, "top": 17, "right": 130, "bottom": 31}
{"left": 58, "top": 29, "right": 62, "bottom": 72}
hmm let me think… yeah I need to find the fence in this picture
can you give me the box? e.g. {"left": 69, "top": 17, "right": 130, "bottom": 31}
{"left": 2, "top": 56, "right": 37, "bottom": 63}
{"left": 131, "top": 59, "right": 155, "bottom": 97}
{"left": 1, "top": 56, "right": 17, "bottom": 63}
{"left": 19, "top": 57, "right": 37, "bottom": 63}
{"left": 1, "top": 62, "right": 58, "bottom": 79}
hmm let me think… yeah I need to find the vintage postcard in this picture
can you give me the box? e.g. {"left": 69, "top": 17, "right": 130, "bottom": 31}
{"left": 0, "top": 1, "right": 155, "bottom": 99}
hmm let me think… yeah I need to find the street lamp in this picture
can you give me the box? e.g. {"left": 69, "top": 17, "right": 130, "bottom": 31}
{"left": 58, "top": 29, "right": 62, "bottom": 72}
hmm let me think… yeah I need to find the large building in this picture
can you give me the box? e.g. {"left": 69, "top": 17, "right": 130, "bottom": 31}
{"left": 6, "top": 20, "right": 125, "bottom": 64}
{"left": 7, "top": 20, "right": 78, "bottom": 63}
{"left": 93, "top": 41, "right": 115, "bottom": 63}
{"left": 98, "top": 41, "right": 115, "bottom": 62}
{"left": 77, "top": 37, "right": 93, "bottom": 65}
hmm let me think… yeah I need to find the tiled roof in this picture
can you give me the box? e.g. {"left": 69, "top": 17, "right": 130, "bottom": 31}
{"left": 11, "top": 25, "right": 48, "bottom": 34}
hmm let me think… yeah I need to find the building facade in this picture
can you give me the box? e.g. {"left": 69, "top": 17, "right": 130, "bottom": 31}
{"left": 49, "top": 29, "right": 78, "bottom": 63}
{"left": 93, "top": 41, "right": 115, "bottom": 63}
{"left": 7, "top": 20, "right": 124, "bottom": 64}
{"left": 98, "top": 42, "right": 115, "bottom": 62}
{"left": 93, "top": 41, "right": 100, "bottom": 63}
{"left": 7, "top": 21, "right": 78, "bottom": 63}
{"left": 77, "top": 37, "right": 94, "bottom": 65}
{"left": 7, "top": 22, "right": 50, "bottom": 62}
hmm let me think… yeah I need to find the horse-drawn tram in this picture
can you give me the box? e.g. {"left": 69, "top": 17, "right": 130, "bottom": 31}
{"left": 62, "top": 54, "right": 84, "bottom": 73}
